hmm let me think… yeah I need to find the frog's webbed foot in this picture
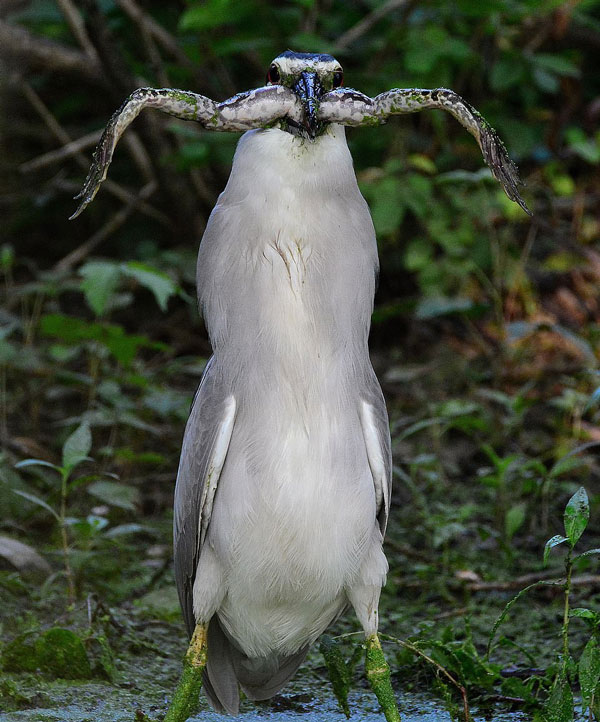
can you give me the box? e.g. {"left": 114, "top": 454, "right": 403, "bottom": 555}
{"left": 319, "top": 86, "right": 531, "bottom": 215}
{"left": 70, "top": 85, "right": 301, "bottom": 219}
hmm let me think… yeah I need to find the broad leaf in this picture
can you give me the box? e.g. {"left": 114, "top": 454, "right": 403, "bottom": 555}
{"left": 487, "top": 579, "right": 563, "bottom": 658}
{"left": 571, "top": 608, "right": 598, "bottom": 622}
{"left": 11, "top": 489, "right": 60, "bottom": 521}
{"left": 575, "top": 548, "right": 600, "bottom": 561}
{"left": 579, "top": 637, "right": 600, "bottom": 712}
{"left": 62, "top": 422, "right": 92, "bottom": 471}
{"left": 15, "top": 459, "right": 60, "bottom": 472}
{"left": 121, "top": 262, "right": 177, "bottom": 312}
{"left": 80, "top": 261, "right": 121, "bottom": 317}
{"left": 544, "top": 535, "right": 568, "bottom": 565}
{"left": 542, "top": 674, "right": 573, "bottom": 722}
{"left": 87, "top": 481, "right": 140, "bottom": 511}
{"left": 103, "top": 523, "right": 147, "bottom": 538}
{"left": 505, "top": 502, "right": 527, "bottom": 541}
{"left": 564, "top": 487, "right": 589, "bottom": 547}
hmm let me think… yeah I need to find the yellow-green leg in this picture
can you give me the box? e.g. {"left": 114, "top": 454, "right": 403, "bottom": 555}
{"left": 161, "top": 623, "right": 208, "bottom": 722}
{"left": 365, "top": 633, "right": 401, "bottom": 722}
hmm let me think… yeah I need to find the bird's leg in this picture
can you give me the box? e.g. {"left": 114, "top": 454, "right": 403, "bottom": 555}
{"left": 348, "top": 585, "right": 401, "bottom": 721}
{"left": 365, "top": 633, "right": 401, "bottom": 722}
{"left": 162, "top": 622, "right": 208, "bottom": 722}
{"left": 318, "top": 86, "right": 531, "bottom": 216}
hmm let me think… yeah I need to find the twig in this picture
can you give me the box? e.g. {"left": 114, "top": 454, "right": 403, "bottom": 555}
{"left": 125, "top": 0, "right": 170, "bottom": 88}
{"left": 80, "top": 0, "right": 202, "bottom": 228}
{"left": 19, "top": 78, "right": 167, "bottom": 225}
{"left": 467, "top": 574, "right": 600, "bottom": 592}
{"left": 433, "top": 607, "right": 469, "bottom": 620}
{"left": 123, "top": 132, "right": 155, "bottom": 184}
{"left": 385, "top": 537, "right": 433, "bottom": 561}
{"left": 54, "top": 181, "right": 158, "bottom": 272}
{"left": 20, "top": 130, "right": 102, "bottom": 173}
{"left": 114, "top": 0, "right": 196, "bottom": 71}
{"left": 333, "top": 0, "right": 411, "bottom": 52}
{"left": 0, "top": 19, "right": 102, "bottom": 82}
{"left": 381, "top": 634, "right": 472, "bottom": 722}
{"left": 55, "top": 0, "right": 100, "bottom": 63}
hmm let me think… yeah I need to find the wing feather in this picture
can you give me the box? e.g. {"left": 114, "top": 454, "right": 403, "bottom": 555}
{"left": 173, "top": 358, "right": 236, "bottom": 636}
{"left": 359, "top": 376, "right": 392, "bottom": 535}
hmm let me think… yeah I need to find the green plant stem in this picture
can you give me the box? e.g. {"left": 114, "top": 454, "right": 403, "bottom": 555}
{"left": 562, "top": 546, "right": 573, "bottom": 667}
{"left": 382, "top": 634, "right": 472, "bottom": 722}
{"left": 60, "top": 470, "right": 75, "bottom": 604}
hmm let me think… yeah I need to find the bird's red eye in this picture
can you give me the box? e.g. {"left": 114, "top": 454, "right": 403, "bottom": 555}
{"left": 267, "top": 65, "right": 280, "bottom": 84}
{"left": 332, "top": 70, "right": 343, "bottom": 88}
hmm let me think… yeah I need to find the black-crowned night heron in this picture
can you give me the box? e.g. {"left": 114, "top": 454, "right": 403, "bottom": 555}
{"left": 73, "top": 50, "right": 529, "bottom": 722}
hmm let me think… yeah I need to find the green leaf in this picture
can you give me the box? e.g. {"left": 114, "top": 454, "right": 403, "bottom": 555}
{"left": 580, "top": 637, "right": 600, "bottom": 712}
{"left": 62, "top": 421, "right": 92, "bottom": 471}
{"left": 366, "top": 176, "right": 405, "bottom": 236}
{"left": 121, "top": 262, "right": 177, "bottom": 312}
{"left": 574, "top": 548, "right": 600, "bottom": 561}
{"left": 571, "top": 608, "right": 598, "bottom": 622}
{"left": 584, "top": 386, "right": 600, "bottom": 412}
{"left": 549, "top": 454, "right": 587, "bottom": 479}
{"left": 87, "top": 481, "right": 140, "bottom": 511}
{"left": 415, "top": 296, "right": 474, "bottom": 319}
{"left": 179, "top": 0, "right": 251, "bottom": 31}
{"left": 490, "top": 54, "right": 525, "bottom": 91}
{"left": 15, "top": 459, "right": 60, "bottom": 472}
{"left": 79, "top": 261, "right": 121, "bottom": 316}
{"left": 40, "top": 313, "right": 160, "bottom": 366}
{"left": 505, "top": 502, "right": 527, "bottom": 541}
{"left": 544, "top": 535, "right": 568, "bottom": 565}
{"left": 487, "top": 579, "right": 563, "bottom": 658}
{"left": 11, "top": 489, "right": 60, "bottom": 521}
{"left": 564, "top": 487, "right": 589, "bottom": 547}
{"left": 103, "top": 523, "right": 148, "bottom": 538}
{"left": 542, "top": 674, "right": 573, "bottom": 722}
{"left": 532, "top": 53, "right": 580, "bottom": 78}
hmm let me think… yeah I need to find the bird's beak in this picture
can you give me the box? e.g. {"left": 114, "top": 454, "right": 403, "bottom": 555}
{"left": 293, "top": 71, "right": 323, "bottom": 139}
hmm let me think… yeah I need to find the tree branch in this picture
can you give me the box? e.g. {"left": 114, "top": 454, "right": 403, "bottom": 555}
{"left": 333, "top": 0, "right": 411, "bottom": 52}
{"left": 55, "top": 0, "right": 100, "bottom": 63}
{"left": 0, "top": 19, "right": 102, "bottom": 82}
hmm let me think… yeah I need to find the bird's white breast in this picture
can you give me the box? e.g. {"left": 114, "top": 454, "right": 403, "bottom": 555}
{"left": 194, "top": 125, "right": 386, "bottom": 657}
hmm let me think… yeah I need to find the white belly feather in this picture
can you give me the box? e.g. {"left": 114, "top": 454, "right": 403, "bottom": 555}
{"left": 193, "top": 124, "right": 388, "bottom": 658}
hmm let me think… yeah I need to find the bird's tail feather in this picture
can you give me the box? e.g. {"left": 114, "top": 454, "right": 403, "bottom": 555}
{"left": 203, "top": 616, "right": 240, "bottom": 714}
{"left": 203, "top": 616, "right": 309, "bottom": 714}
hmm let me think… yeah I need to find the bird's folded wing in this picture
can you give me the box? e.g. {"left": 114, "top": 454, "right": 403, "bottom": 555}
{"left": 359, "top": 381, "right": 392, "bottom": 535}
{"left": 173, "top": 357, "right": 237, "bottom": 637}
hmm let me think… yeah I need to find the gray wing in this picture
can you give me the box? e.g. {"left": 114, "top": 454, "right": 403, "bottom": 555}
{"left": 173, "top": 357, "right": 236, "bottom": 636}
{"left": 359, "top": 374, "right": 392, "bottom": 536}
{"left": 70, "top": 84, "right": 302, "bottom": 219}
{"left": 319, "top": 86, "right": 531, "bottom": 216}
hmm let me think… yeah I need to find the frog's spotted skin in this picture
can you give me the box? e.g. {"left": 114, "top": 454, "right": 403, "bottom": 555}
{"left": 69, "top": 85, "right": 303, "bottom": 219}
{"left": 71, "top": 80, "right": 529, "bottom": 221}
{"left": 319, "top": 86, "right": 530, "bottom": 215}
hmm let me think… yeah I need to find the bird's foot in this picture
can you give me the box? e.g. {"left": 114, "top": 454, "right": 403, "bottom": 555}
{"left": 320, "top": 635, "right": 351, "bottom": 718}
{"left": 365, "top": 634, "right": 401, "bottom": 722}
{"left": 161, "top": 623, "right": 207, "bottom": 722}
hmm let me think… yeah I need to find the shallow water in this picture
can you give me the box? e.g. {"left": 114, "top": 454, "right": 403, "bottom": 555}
{"left": 0, "top": 687, "right": 530, "bottom": 721}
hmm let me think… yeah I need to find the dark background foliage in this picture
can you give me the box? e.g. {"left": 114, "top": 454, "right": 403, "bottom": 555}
{"left": 1, "top": 1, "right": 600, "bottom": 720}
